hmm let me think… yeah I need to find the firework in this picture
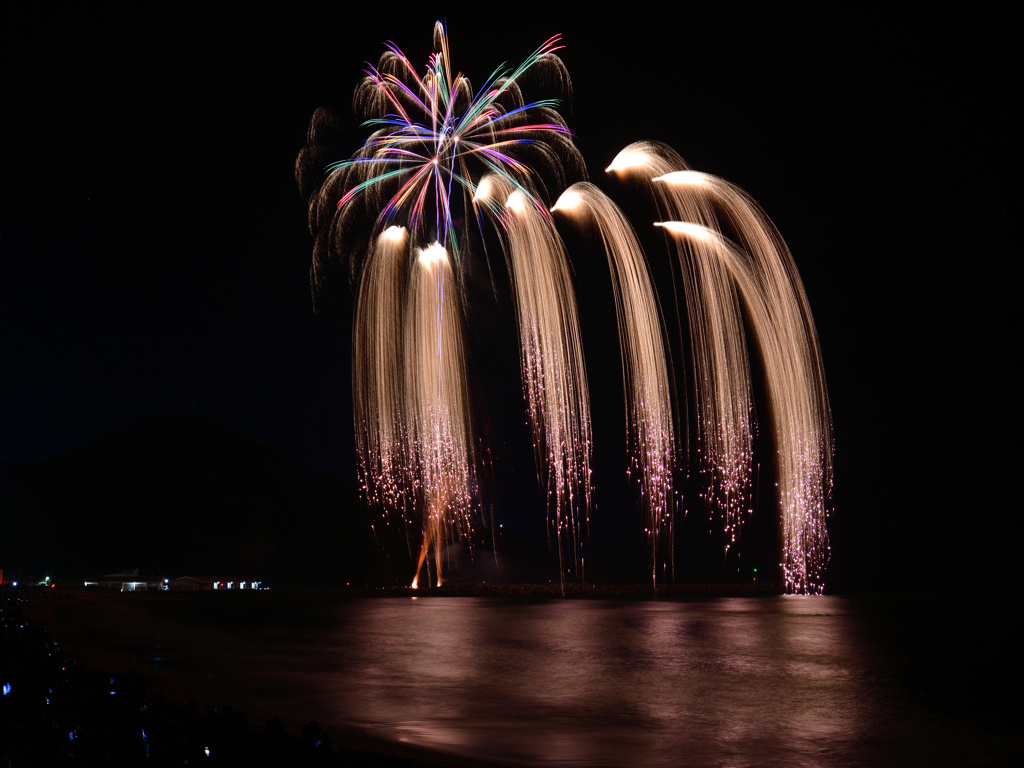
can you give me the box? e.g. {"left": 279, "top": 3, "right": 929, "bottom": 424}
{"left": 299, "top": 27, "right": 832, "bottom": 593}
{"left": 476, "top": 176, "right": 594, "bottom": 585}
{"left": 610, "top": 142, "right": 832, "bottom": 593}
{"left": 404, "top": 243, "right": 475, "bottom": 587}
{"left": 552, "top": 184, "right": 676, "bottom": 587}
{"left": 303, "top": 22, "right": 591, "bottom": 589}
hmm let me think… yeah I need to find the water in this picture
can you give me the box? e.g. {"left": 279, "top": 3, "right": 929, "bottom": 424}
{"left": 53, "top": 593, "right": 1020, "bottom": 766}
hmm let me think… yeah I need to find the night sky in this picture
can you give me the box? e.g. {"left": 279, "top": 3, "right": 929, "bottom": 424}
{"left": 2, "top": 7, "right": 1015, "bottom": 588}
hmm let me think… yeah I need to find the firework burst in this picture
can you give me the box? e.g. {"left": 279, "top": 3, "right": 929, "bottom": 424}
{"left": 301, "top": 22, "right": 591, "bottom": 590}
{"left": 298, "top": 25, "right": 833, "bottom": 593}
{"left": 318, "top": 23, "right": 581, "bottom": 273}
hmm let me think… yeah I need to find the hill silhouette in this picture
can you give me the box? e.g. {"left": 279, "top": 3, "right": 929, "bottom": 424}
{"left": 0, "top": 416, "right": 384, "bottom": 586}
{"left": 1, "top": 415, "right": 560, "bottom": 588}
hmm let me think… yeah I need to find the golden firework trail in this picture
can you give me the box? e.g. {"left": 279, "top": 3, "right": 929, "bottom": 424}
{"left": 552, "top": 184, "right": 676, "bottom": 588}
{"left": 610, "top": 142, "right": 832, "bottom": 593}
{"left": 475, "top": 176, "right": 594, "bottom": 587}
{"left": 405, "top": 243, "right": 476, "bottom": 587}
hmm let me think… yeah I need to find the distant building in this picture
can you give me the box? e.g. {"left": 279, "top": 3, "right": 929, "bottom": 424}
{"left": 168, "top": 576, "right": 216, "bottom": 592}
{"left": 85, "top": 569, "right": 165, "bottom": 591}
{"left": 80, "top": 572, "right": 264, "bottom": 592}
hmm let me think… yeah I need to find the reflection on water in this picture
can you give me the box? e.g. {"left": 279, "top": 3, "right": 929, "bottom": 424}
{"left": 232, "top": 596, "right": 1009, "bottom": 767}
{"left": 88, "top": 594, "right": 1016, "bottom": 767}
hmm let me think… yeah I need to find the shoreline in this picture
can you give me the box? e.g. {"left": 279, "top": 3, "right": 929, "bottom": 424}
{"left": 333, "top": 580, "right": 784, "bottom": 598}
{"left": 9, "top": 582, "right": 787, "bottom": 766}
{"left": 10, "top": 586, "right": 514, "bottom": 767}
{"left": 10, "top": 582, "right": 783, "bottom": 765}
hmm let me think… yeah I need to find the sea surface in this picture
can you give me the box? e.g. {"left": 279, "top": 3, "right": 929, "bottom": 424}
{"left": 41, "top": 592, "right": 1021, "bottom": 767}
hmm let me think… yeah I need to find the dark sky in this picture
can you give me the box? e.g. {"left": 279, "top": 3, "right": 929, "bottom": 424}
{"left": 2, "top": 7, "right": 1015, "bottom": 585}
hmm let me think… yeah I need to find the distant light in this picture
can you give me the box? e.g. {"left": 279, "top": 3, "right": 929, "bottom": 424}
{"left": 417, "top": 242, "right": 448, "bottom": 267}
{"left": 551, "top": 189, "right": 582, "bottom": 212}
{"left": 606, "top": 148, "right": 652, "bottom": 173}
{"left": 3, "top": 683, "right": 10, "bottom": 696}
{"left": 654, "top": 220, "right": 721, "bottom": 244}
{"left": 652, "top": 171, "right": 712, "bottom": 187}
{"left": 506, "top": 190, "right": 527, "bottom": 214}
{"left": 472, "top": 177, "right": 493, "bottom": 203}
{"left": 380, "top": 225, "right": 406, "bottom": 243}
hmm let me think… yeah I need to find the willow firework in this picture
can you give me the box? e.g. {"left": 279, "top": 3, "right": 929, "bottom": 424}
{"left": 297, "top": 23, "right": 833, "bottom": 593}
{"left": 551, "top": 184, "right": 676, "bottom": 587}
